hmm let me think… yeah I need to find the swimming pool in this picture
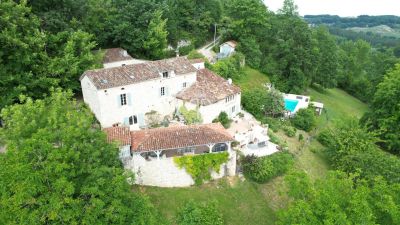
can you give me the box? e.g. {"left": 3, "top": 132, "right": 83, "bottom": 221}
{"left": 284, "top": 99, "right": 299, "bottom": 112}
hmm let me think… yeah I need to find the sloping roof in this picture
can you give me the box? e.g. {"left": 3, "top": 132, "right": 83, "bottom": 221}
{"left": 176, "top": 68, "right": 241, "bottom": 106}
{"left": 189, "top": 58, "right": 205, "bottom": 64}
{"left": 130, "top": 123, "right": 234, "bottom": 152}
{"left": 103, "top": 126, "right": 131, "bottom": 146}
{"left": 81, "top": 57, "right": 197, "bottom": 90}
{"left": 103, "top": 48, "right": 133, "bottom": 63}
{"left": 221, "top": 40, "right": 237, "bottom": 48}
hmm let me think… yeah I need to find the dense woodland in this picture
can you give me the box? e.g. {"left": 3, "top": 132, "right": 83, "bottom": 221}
{"left": 1, "top": 0, "right": 400, "bottom": 224}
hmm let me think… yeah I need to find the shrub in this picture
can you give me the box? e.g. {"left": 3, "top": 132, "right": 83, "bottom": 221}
{"left": 179, "top": 105, "right": 202, "bottom": 125}
{"left": 291, "top": 108, "right": 317, "bottom": 132}
{"left": 298, "top": 133, "right": 304, "bottom": 141}
{"left": 176, "top": 200, "right": 224, "bottom": 225}
{"left": 242, "top": 151, "right": 294, "bottom": 183}
{"left": 264, "top": 117, "right": 282, "bottom": 132}
{"left": 212, "top": 112, "right": 232, "bottom": 128}
{"left": 179, "top": 44, "right": 195, "bottom": 56}
{"left": 174, "top": 152, "right": 229, "bottom": 185}
{"left": 187, "top": 50, "right": 205, "bottom": 59}
{"left": 283, "top": 126, "right": 296, "bottom": 137}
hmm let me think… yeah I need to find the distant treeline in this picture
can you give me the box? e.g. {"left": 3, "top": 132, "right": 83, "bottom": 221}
{"left": 304, "top": 15, "right": 400, "bottom": 28}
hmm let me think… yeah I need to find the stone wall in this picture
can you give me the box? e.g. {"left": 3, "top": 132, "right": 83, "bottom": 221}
{"left": 126, "top": 151, "right": 237, "bottom": 187}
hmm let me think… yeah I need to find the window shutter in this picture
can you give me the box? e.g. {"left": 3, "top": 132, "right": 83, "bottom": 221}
{"left": 127, "top": 93, "right": 132, "bottom": 106}
{"left": 138, "top": 113, "right": 145, "bottom": 127}
{"left": 123, "top": 117, "right": 129, "bottom": 125}
{"left": 166, "top": 87, "right": 170, "bottom": 96}
{"left": 117, "top": 95, "right": 121, "bottom": 107}
{"left": 159, "top": 88, "right": 162, "bottom": 97}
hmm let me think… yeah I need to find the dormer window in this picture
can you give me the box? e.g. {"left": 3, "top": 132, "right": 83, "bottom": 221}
{"left": 162, "top": 71, "right": 169, "bottom": 78}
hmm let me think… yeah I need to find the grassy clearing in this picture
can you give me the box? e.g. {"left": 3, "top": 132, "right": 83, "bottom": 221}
{"left": 236, "top": 66, "right": 270, "bottom": 91}
{"left": 306, "top": 88, "right": 369, "bottom": 130}
{"left": 139, "top": 178, "right": 276, "bottom": 225}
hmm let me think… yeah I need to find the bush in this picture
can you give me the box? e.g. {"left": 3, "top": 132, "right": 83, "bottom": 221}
{"left": 298, "top": 133, "right": 304, "bottom": 141}
{"left": 179, "top": 105, "right": 202, "bottom": 125}
{"left": 291, "top": 108, "right": 317, "bottom": 132}
{"left": 212, "top": 112, "right": 232, "bottom": 128}
{"left": 187, "top": 50, "right": 205, "bottom": 59}
{"left": 264, "top": 117, "right": 282, "bottom": 132}
{"left": 242, "top": 151, "right": 294, "bottom": 183}
{"left": 174, "top": 152, "right": 229, "bottom": 185}
{"left": 179, "top": 44, "right": 195, "bottom": 56}
{"left": 176, "top": 201, "right": 224, "bottom": 225}
{"left": 283, "top": 126, "right": 296, "bottom": 137}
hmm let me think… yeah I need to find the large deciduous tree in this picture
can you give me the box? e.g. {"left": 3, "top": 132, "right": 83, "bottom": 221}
{"left": 0, "top": 89, "right": 159, "bottom": 224}
{"left": 0, "top": 0, "right": 54, "bottom": 109}
{"left": 143, "top": 10, "right": 169, "bottom": 59}
{"left": 363, "top": 64, "right": 400, "bottom": 154}
{"left": 279, "top": 171, "right": 400, "bottom": 225}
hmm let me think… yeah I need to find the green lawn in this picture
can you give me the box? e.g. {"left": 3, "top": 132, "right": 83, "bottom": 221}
{"left": 139, "top": 179, "right": 276, "bottom": 225}
{"left": 139, "top": 78, "right": 370, "bottom": 225}
{"left": 307, "top": 88, "right": 369, "bottom": 130}
{"left": 235, "top": 66, "right": 270, "bottom": 91}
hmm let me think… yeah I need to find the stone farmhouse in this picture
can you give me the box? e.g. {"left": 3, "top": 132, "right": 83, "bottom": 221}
{"left": 80, "top": 54, "right": 241, "bottom": 130}
{"left": 104, "top": 123, "right": 236, "bottom": 187}
{"left": 80, "top": 49, "right": 242, "bottom": 187}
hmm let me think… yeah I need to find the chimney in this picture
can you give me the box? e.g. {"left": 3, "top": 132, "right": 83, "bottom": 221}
{"left": 175, "top": 49, "right": 180, "bottom": 57}
{"left": 228, "top": 78, "right": 232, "bottom": 85}
{"left": 122, "top": 50, "right": 128, "bottom": 57}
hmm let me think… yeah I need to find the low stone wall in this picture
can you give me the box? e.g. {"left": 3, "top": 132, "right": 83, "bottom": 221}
{"left": 126, "top": 151, "right": 237, "bottom": 187}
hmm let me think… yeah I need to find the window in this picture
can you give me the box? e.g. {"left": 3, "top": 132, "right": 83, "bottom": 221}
{"left": 120, "top": 93, "right": 127, "bottom": 105}
{"left": 212, "top": 143, "right": 228, "bottom": 152}
{"left": 182, "top": 82, "right": 187, "bottom": 88}
{"left": 225, "top": 95, "right": 235, "bottom": 103}
{"left": 129, "top": 115, "right": 138, "bottom": 125}
{"left": 232, "top": 106, "right": 236, "bottom": 113}
{"left": 162, "top": 71, "right": 169, "bottom": 78}
{"left": 160, "top": 87, "right": 165, "bottom": 96}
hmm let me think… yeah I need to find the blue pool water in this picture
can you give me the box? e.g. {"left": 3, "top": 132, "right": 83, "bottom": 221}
{"left": 284, "top": 99, "right": 299, "bottom": 112}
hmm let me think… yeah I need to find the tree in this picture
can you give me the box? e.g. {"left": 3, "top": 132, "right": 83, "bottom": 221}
{"left": 278, "top": 0, "right": 299, "bottom": 17}
{"left": 279, "top": 171, "right": 400, "bottom": 225}
{"left": 0, "top": 0, "right": 54, "bottom": 109}
{"left": 318, "top": 119, "right": 400, "bottom": 183}
{"left": 312, "top": 26, "right": 339, "bottom": 88}
{"left": 363, "top": 64, "right": 400, "bottom": 154}
{"left": 0, "top": 90, "right": 159, "bottom": 224}
{"left": 143, "top": 10, "right": 169, "bottom": 59}
{"left": 242, "top": 87, "right": 284, "bottom": 118}
{"left": 211, "top": 53, "right": 244, "bottom": 81}
{"left": 47, "top": 30, "right": 100, "bottom": 92}
{"left": 291, "top": 108, "right": 316, "bottom": 132}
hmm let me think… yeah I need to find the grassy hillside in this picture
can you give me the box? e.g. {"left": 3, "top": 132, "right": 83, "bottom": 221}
{"left": 307, "top": 88, "right": 369, "bottom": 129}
{"left": 140, "top": 179, "right": 276, "bottom": 225}
{"left": 235, "top": 66, "right": 270, "bottom": 91}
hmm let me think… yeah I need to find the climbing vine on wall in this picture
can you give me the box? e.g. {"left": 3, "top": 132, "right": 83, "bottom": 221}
{"left": 174, "top": 152, "right": 229, "bottom": 185}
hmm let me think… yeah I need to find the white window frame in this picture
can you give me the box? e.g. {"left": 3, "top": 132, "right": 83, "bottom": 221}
{"left": 120, "top": 93, "right": 127, "bottom": 106}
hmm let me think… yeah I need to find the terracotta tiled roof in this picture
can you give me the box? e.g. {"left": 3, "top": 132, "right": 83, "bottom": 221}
{"left": 130, "top": 123, "right": 234, "bottom": 152}
{"left": 81, "top": 57, "right": 197, "bottom": 90}
{"left": 176, "top": 68, "right": 241, "bottom": 106}
{"left": 189, "top": 58, "right": 205, "bottom": 64}
{"left": 103, "top": 126, "right": 131, "bottom": 146}
{"left": 222, "top": 40, "right": 237, "bottom": 48}
{"left": 103, "top": 48, "right": 133, "bottom": 63}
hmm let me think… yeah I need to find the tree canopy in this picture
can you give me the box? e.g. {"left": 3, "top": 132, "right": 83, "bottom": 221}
{"left": 0, "top": 90, "right": 159, "bottom": 224}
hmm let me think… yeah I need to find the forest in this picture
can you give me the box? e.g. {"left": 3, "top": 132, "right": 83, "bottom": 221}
{"left": 0, "top": 0, "right": 399, "bottom": 224}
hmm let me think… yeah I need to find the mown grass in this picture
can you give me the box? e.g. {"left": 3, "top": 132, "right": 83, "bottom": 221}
{"left": 235, "top": 66, "right": 270, "bottom": 91}
{"left": 306, "top": 88, "right": 369, "bottom": 130}
{"left": 139, "top": 178, "right": 276, "bottom": 225}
